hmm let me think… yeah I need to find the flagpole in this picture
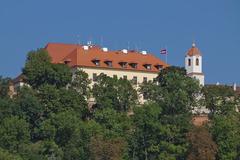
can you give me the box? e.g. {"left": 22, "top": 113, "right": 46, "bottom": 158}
{"left": 165, "top": 46, "right": 168, "bottom": 64}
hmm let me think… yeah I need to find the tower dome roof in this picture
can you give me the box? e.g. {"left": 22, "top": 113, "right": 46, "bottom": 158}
{"left": 186, "top": 43, "right": 202, "bottom": 56}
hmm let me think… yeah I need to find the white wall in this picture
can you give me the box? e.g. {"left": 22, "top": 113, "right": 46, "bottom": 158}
{"left": 185, "top": 55, "right": 202, "bottom": 74}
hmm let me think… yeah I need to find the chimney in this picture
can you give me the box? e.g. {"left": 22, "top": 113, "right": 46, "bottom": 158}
{"left": 141, "top": 51, "right": 147, "bottom": 55}
{"left": 102, "top": 47, "right": 108, "bottom": 52}
{"left": 83, "top": 45, "right": 89, "bottom": 50}
{"left": 122, "top": 49, "right": 128, "bottom": 54}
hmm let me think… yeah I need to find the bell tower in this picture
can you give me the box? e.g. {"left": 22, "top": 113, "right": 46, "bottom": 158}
{"left": 185, "top": 43, "right": 205, "bottom": 86}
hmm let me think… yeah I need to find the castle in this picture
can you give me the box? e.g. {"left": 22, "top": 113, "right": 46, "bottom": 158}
{"left": 12, "top": 42, "right": 206, "bottom": 103}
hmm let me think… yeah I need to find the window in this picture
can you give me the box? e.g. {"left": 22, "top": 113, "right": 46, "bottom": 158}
{"left": 95, "top": 61, "right": 100, "bottom": 66}
{"left": 196, "top": 58, "right": 199, "bottom": 66}
{"left": 93, "top": 73, "right": 97, "bottom": 82}
{"left": 155, "top": 65, "right": 163, "bottom": 70}
{"left": 105, "top": 61, "right": 112, "bottom": 67}
{"left": 123, "top": 75, "right": 127, "bottom": 80}
{"left": 129, "top": 63, "right": 138, "bottom": 69}
{"left": 132, "top": 76, "right": 137, "bottom": 85}
{"left": 119, "top": 62, "right": 127, "bottom": 68}
{"left": 144, "top": 64, "right": 152, "bottom": 70}
{"left": 188, "top": 59, "right": 191, "bottom": 66}
{"left": 92, "top": 59, "right": 100, "bottom": 66}
{"left": 143, "top": 77, "right": 147, "bottom": 83}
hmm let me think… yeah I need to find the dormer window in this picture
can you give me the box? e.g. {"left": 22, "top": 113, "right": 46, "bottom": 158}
{"left": 129, "top": 62, "right": 138, "bottom": 69}
{"left": 144, "top": 64, "right": 152, "bottom": 70}
{"left": 119, "top": 61, "right": 127, "bottom": 68}
{"left": 104, "top": 60, "right": 112, "bottom": 67}
{"left": 92, "top": 58, "right": 100, "bottom": 66}
{"left": 64, "top": 59, "right": 71, "bottom": 65}
{"left": 155, "top": 64, "right": 163, "bottom": 71}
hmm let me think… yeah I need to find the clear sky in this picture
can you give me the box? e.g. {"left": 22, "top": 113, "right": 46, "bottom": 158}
{"left": 0, "top": 0, "right": 239, "bottom": 84}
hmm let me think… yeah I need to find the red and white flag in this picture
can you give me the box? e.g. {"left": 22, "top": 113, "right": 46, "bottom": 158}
{"left": 160, "top": 49, "right": 167, "bottom": 54}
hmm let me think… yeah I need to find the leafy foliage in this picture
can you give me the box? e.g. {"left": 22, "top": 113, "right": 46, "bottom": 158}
{"left": 92, "top": 73, "right": 138, "bottom": 112}
{"left": 0, "top": 76, "right": 11, "bottom": 98}
{"left": 2, "top": 49, "right": 240, "bottom": 160}
{"left": 204, "top": 85, "right": 240, "bottom": 159}
{"left": 23, "top": 49, "right": 72, "bottom": 88}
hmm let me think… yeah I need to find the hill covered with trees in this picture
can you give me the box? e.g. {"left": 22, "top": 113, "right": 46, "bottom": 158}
{"left": 0, "top": 49, "right": 239, "bottom": 160}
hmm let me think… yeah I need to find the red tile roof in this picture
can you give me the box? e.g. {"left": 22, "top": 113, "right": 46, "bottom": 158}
{"left": 186, "top": 43, "right": 202, "bottom": 56}
{"left": 45, "top": 43, "right": 169, "bottom": 73}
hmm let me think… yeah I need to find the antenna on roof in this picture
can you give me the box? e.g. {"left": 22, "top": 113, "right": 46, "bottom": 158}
{"left": 134, "top": 43, "right": 139, "bottom": 52}
{"left": 77, "top": 35, "right": 81, "bottom": 45}
{"left": 127, "top": 41, "right": 130, "bottom": 50}
{"left": 87, "top": 36, "right": 93, "bottom": 46}
{"left": 100, "top": 36, "right": 104, "bottom": 47}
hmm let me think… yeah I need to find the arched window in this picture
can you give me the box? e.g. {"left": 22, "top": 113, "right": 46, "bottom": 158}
{"left": 196, "top": 58, "right": 199, "bottom": 66}
{"left": 188, "top": 59, "right": 191, "bottom": 66}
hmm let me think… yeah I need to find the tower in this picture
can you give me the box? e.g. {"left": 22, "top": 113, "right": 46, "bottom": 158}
{"left": 185, "top": 43, "right": 205, "bottom": 86}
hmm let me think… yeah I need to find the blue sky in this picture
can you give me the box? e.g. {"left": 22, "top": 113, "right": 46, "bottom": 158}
{"left": 0, "top": 0, "right": 239, "bottom": 84}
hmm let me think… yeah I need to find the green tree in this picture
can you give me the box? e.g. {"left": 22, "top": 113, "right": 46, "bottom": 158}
{"left": 0, "top": 116, "right": 30, "bottom": 152}
{"left": 130, "top": 103, "right": 189, "bottom": 160}
{"left": 93, "top": 73, "right": 138, "bottom": 112}
{"left": 15, "top": 87, "right": 43, "bottom": 138}
{"left": 93, "top": 107, "right": 132, "bottom": 138}
{"left": 130, "top": 103, "right": 162, "bottom": 160}
{"left": 39, "top": 111, "right": 91, "bottom": 159}
{"left": 21, "top": 140, "right": 63, "bottom": 160}
{"left": 37, "top": 84, "right": 88, "bottom": 119}
{"left": 211, "top": 113, "right": 240, "bottom": 160}
{"left": 136, "top": 66, "right": 200, "bottom": 159}
{"left": 0, "top": 148, "right": 23, "bottom": 160}
{"left": 140, "top": 66, "right": 200, "bottom": 115}
{"left": 0, "top": 76, "right": 11, "bottom": 98}
{"left": 203, "top": 84, "right": 240, "bottom": 159}
{"left": 70, "top": 69, "right": 91, "bottom": 98}
{"left": 23, "top": 49, "right": 72, "bottom": 88}
{"left": 203, "top": 85, "right": 238, "bottom": 115}
{"left": 0, "top": 97, "right": 16, "bottom": 121}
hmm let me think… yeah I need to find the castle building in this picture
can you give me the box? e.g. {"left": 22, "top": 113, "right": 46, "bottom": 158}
{"left": 12, "top": 42, "right": 207, "bottom": 103}
{"left": 44, "top": 43, "right": 169, "bottom": 103}
{"left": 185, "top": 43, "right": 205, "bottom": 86}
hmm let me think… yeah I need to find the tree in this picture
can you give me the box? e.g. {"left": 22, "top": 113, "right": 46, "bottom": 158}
{"left": 21, "top": 140, "right": 63, "bottom": 160}
{"left": 130, "top": 103, "right": 162, "bottom": 160}
{"left": 211, "top": 113, "right": 240, "bottom": 160}
{"left": 136, "top": 66, "right": 201, "bottom": 159}
{"left": 130, "top": 102, "right": 189, "bottom": 160}
{"left": 37, "top": 84, "right": 88, "bottom": 119}
{"left": 15, "top": 87, "right": 43, "bottom": 139}
{"left": 70, "top": 69, "right": 91, "bottom": 98}
{"left": 92, "top": 74, "right": 138, "bottom": 112}
{"left": 187, "top": 127, "right": 217, "bottom": 160}
{"left": 0, "top": 97, "right": 16, "bottom": 121}
{"left": 23, "top": 49, "right": 72, "bottom": 88}
{"left": 0, "top": 76, "right": 11, "bottom": 98}
{"left": 93, "top": 107, "right": 132, "bottom": 138}
{"left": 140, "top": 66, "right": 200, "bottom": 115}
{"left": 39, "top": 111, "right": 91, "bottom": 159}
{"left": 89, "top": 135, "right": 126, "bottom": 160}
{"left": 0, "top": 148, "right": 23, "bottom": 160}
{"left": 203, "top": 84, "right": 240, "bottom": 159}
{"left": 0, "top": 116, "right": 30, "bottom": 152}
{"left": 203, "top": 85, "right": 238, "bottom": 115}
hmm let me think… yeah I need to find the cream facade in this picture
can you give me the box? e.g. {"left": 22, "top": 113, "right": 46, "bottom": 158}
{"left": 73, "top": 66, "right": 159, "bottom": 104}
